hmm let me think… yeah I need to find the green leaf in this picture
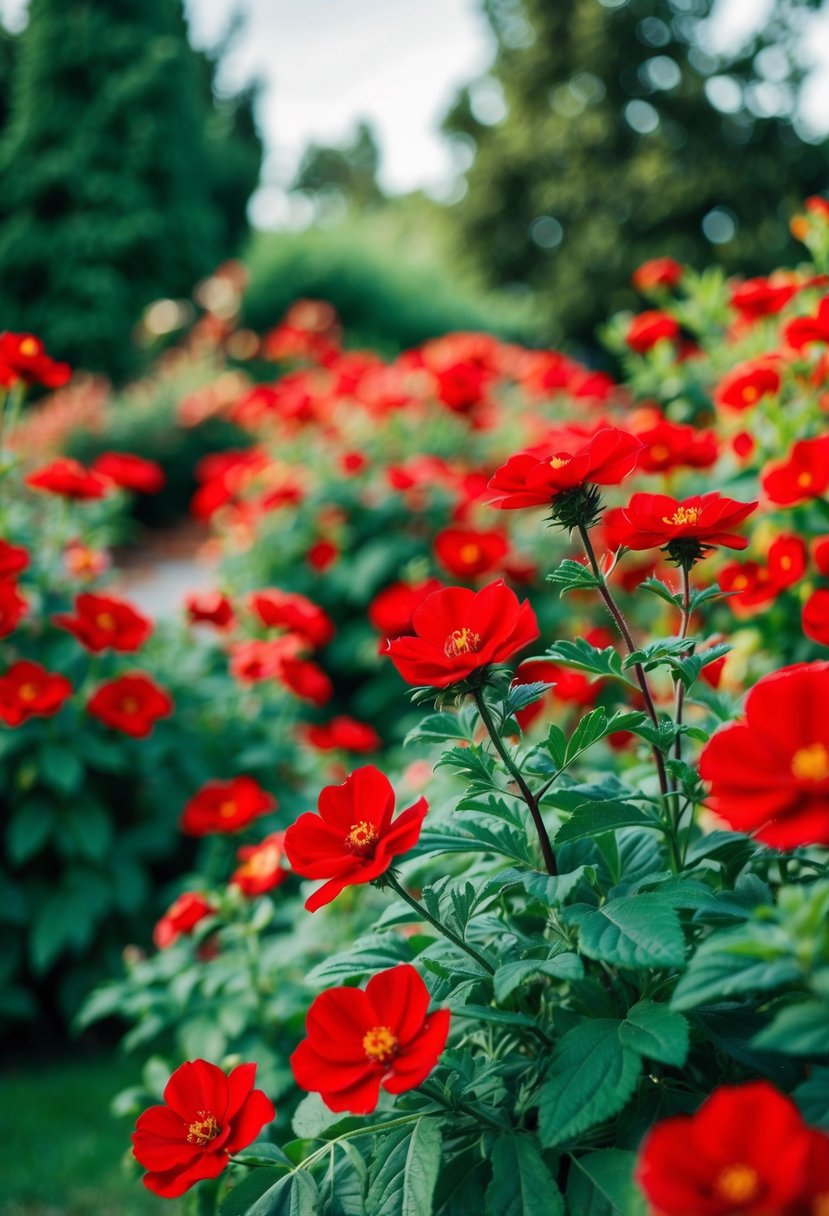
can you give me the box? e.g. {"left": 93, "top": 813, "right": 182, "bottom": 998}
{"left": 538, "top": 1020, "right": 640, "bottom": 1147}
{"left": 366, "top": 1118, "right": 443, "bottom": 1216}
{"left": 555, "top": 802, "right": 651, "bottom": 844}
{"left": 244, "top": 1170, "right": 320, "bottom": 1216}
{"left": 502, "top": 681, "right": 554, "bottom": 720}
{"left": 752, "top": 1001, "right": 829, "bottom": 1056}
{"left": 494, "top": 954, "right": 584, "bottom": 1002}
{"left": 794, "top": 1067, "right": 829, "bottom": 1128}
{"left": 404, "top": 709, "right": 476, "bottom": 748}
{"left": 620, "top": 1000, "right": 689, "bottom": 1067}
{"left": 38, "top": 742, "right": 85, "bottom": 795}
{"left": 567, "top": 1150, "right": 644, "bottom": 1216}
{"left": 671, "top": 932, "right": 802, "bottom": 1012}
{"left": 220, "top": 1165, "right": 292, "bottom": 1216}
{"left": 546, "top": 559, "right": 601, "bottom": 595}
{"left": 291, "top": 1093, "right": 357, "bottom": 1140}
{"left": 486, "top": 1135, "right": 564, "bottom": 1216}
{"left": 542, "top": 639, "right": 627, "bottom": 682}
{"left": 571, "top": 895, "right": 686, "bottom": 969}
{"left": 6, "top": 797, "right": 55, "bottom": 864}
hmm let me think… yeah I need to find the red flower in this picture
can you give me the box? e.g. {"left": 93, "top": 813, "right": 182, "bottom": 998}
{"left": 153, "top": 892, "right": 216, "bottom": 949}
{"left": 91, "top": 451, "right": 166, "bottom": 494}
{"left": 87, "top": 673, "right": 173, "bottom": 737}
{"left": 304, "top": 716, "right": 382, "bottom": 753}
{"left": 181, "top": 777, "right": 276, "bottom": 836}
{"left": 368, "top": 578, "right": 445, "bottom": 645}
{"left": 0, "top": 660, "right": 72, "bottom": 726}
{"left": 730, "top": 276, "right": 798, "bottom": 320}
{"left": 784, "top": 296, "right": 829, "bottom": 350}
{"left": 632, "top": 257, "right": 683, "bottom": 293}
{"left": 634, "top": 419, "right": 718, "bottom": 473}
{"left": 132, "top": 1059, "right": 275, "bottom": 1198}
{"left": 762, "top": 436, "right": 829, "bottom": 505}
{"left": 803, "top": 589, "right": 829, "bottom": 646}
{"left": 249, "top": 588, "right": 334, "bottom": 648}
{"left": 25, "top": 458, "right": 109, "bottom": 500}
{"left": 813, "top": 536, "right": 829, "bottom": 577}
{"left": 64, "top": 541, "right": 109, "bottom": 580}
{"left": 719, "top": 562, "right": 777, "bottom": 617}
{"left": 284, "top": 765, "right": 428, "bottom": 911}
{"left": 768, "top": 535, "right": 807, "bottom": 588}
{"left": 230, "top": 833, "right": 289, "bottom": 897}
{"left": 488, "top": 428, "right": 642, "bottom": 510}
{"left": 277, "top": 656, "right": 333, "bottom": 705}
{"left": 229, "top": 636, "right": 302, "bottom": 683}
{"left": 0, "top": 540, "right": 30, "bottom": 581}
{"left": 0, "top": 332, "right": 70, "bottom": 388}
{"left": 434, "top": 526, "right": 509, "bottom": 579}
{"left": 186, "top": 590, "right": 235, "bottom": 630}
{"left": 625, "top": 310, "right": 680, "bottom": 353}
{"left": 714, "top": 359, "right": 781, "bottom": 411}
{"left": 636, "top": 1082, "right": 815, "bottom": 1216}
{"left": 605, "top": 493, "right": 757, "bottom": 555}
{"left": 699, "top": 661, "right": 829, "bottom": 847}
{"left": 307, "top": 539, "right": 338, "bottom": 571}
{"left": 52, "top": 593, "right": 152, "bottom": 652}
{"left": 290, "top": 964, "right": 450, "bottom": 1113}
{"left": 0, "top": 582, "right": 27, "bottom": 638}
{"left": 386, "top": 580, "right": 539, "bottom": 689}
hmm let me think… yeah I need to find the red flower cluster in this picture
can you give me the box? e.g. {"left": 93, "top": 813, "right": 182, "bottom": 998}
{"left": 91, "top": 451, "right": 166, "bottom": 495}
{"left": 488, "top": 428, "right": 641, "bottom": 510}
{"left": 386, "top": 581, "right": 539, "bottom": 689}
{"left": 700, "top": 661, "right": 829, "bottom": 847}
{"left": 0, "top": 332, "right": 70, "bottom": 388}
{"left": 87, "top": 673, "right": 173, "bottom": 737}
{"left": 284, "top": 766, "right": 427, "bottom": 911}
{"left": 291, "top": 964, "right": 450, "bottom": 1113}
{"left": 53, "top": 593, "right": 152, "bottom": 652}
{"left": 25, "top": 458, "right": 109, "bottom": 500}
{"left": 230, "top": 833, "right": 289, "bottom": 897}
{"left": 636, "top": 1081, "right": 829, "bottom": 1216}
{"left": 181, "top": 777, "right": 276, "bottom": 836}
{"left": 132, "top": 1059, "right": 274, "bottom": 1197}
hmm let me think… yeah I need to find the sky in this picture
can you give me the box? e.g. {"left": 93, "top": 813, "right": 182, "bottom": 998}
{"left": 1, "top": 0, "right": 828, "bottom": 228}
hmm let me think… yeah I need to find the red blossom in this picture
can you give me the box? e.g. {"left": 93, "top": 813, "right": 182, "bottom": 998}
{"left": 52, "top": 593, "right": 152, "bottom": 652}
{"left": 636, "top": 1082, "right": 819, "bottom": 1216}
{"left": 631, "top": 257, "right": 683, "bottom": 293}
{"left": 784, "top": 295, "right": 829, "bottom": 350}
{"left": 488, "top": 428, "right": 642, "bottom": 510}
{"left": 185, "top": 590, "right": 235, "bottom": 630}
{"left": 386, "top": 580, "right": 539, "bottom": 689}
{"left": 230, "top": 833, "right": 290, "bottom": 897}
{"left": 433, "top": 526, "right": 509, "bottom": 579}
{"left": 699, "top": 661, "right": 829, "bottom": 847}
{"left": 634, "top": 418, "right": 718, "bottom": 473}
{"left": 87, "top": 673, "right": 173, "bottom": 737}
{"left": 284, "top": 765, "right": 427, "bottom": 911}
{"left": 625, "top": 310, "right": 680, "bottom": 353}
{"left": 25, "top": 458, "right": 109, "bottom": 500}
{"left": 762, "top": 435, "right": 829, "bottom": 505}
{"left": 306, "top": 539, "right": 339, "bottom": 571}
{"left": 248, "top": 588, "right": 334, "bottom": 648}
{"left": 0, "top": 540, "right": 30, "bottom": 581}
{"left": 0, "top": 581, "right": 28, "bottom": 638}
{"left": 730, "top": 276, "right": 798, "bottom": 320}
{"left": 0, "top": 332, "right": 70, "bottom": 388}
{"left": 803, "top": 589, "right": 829, "bottom": 646}
{"left": 290, "top": 964, "right": 450, "bottom": 1113}
{"left": 91, "top": 452, "right": 166, "bottom": 494}
{"left": 368, "top": 578, "right": 445, "bottom": 645}
{"left": 278, "top": 656, "right": 333, "bottom": 705}
{"left": 304, "top": 715, "right": 382, "bottom": 753}
{"left": 132, "top": 1059, "right": 275, "bottom": 1198}
{"left": 153, "top": 892, "right": 216, "bottom": 949}
{"left": 181, "top": 777, "right": 276, "bottom": 836}
{"left": 713, "top": 359, "right": 782, "bottom": 411}
{"left": 605, "top": 492, "right": 757, "bottom": 554}
{"left": 0, "top": 660, "right": 72, "bottom": 726}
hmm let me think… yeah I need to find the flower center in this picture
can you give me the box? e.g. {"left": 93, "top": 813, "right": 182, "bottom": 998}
{"left": 743, "top": 385, "right": 759, "bottom": 403}
{"left": 186, "top": 1111, "right": 220, "bottom": 1146}
{"left": 96, "top": 612, "right": 116, "bottom": 630}
{"left": 345, "top": 820, "right": 378, "bottom": 854}
{"left": 664, "top": 506, "right": 701, "bottom": 526}
{"left": 121, "top": 697, "right": 139, "bottom": 713}
{"left": 459, "top": 543, "right": 481, "bottom": 564}
{"left": 362, "top": 1025, "right": 398, "bottom": 1063}
{"left": 798, "top": 471, "right": 814, "bottom": 489}
{"left": 549, "top": 455, "right": 571, "bottom": 469}
{"left": 19, "top": 337, "right": 39, "bottom": 357}
{"left": 18, "top": 683, "right": 38, "bottom": 702}
{"left": 649, "top": 444, "right": 670, "bottom": 462}
{"left": 714, "top": 1163, "right": 760, "bottom": 1205}
{"left": 444, "top": 627, "right": 481, "bottom": 657}
{"left": 813, "top": 1194, "right": 829, "bottom": 1216}
{"left": 219, "top": 799, "right": 238, "bottom": 819}
{"left": 791, "top": 742, "right": 829, "bottom": 782}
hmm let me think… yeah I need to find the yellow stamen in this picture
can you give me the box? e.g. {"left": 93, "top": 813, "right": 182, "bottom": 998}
{"left": 663, "top": 506, "right": 701, "bottom": 526}
{"left": 444, "top": 627, "right": 481, "bottom": 657}
{"left": 742, "top": 386, "right": 759, "bottom": 403}
{"left": 459, "top": 544, "right": 481, "bottom": 564}
{"left": 95, "top": 612, "right": 116, "bottom": 630}
{"left": 362, "top": 1025, "right": 398, "bottom": 1063}
{"left": 649, "top": 444, "right": 670, "bottom": 462}
{"left": 798, "top": 472, "right": 814, "bottom": 489}
{"left": 346, "top": 820, "right": 378, "bottom": 854}
{"left": 219, "top": 800, "right": 238, "bottom": 819}
{"left": 549, "top": 456, "right": 571, "bottom": 469}
{"left": 714, "top": 1164, "right": 759, "bottom": 1205}
{"left": 19, "top": 683, "right": 37, "bottom": 702}
{"left": 19, "top": 337, "right": 39, "bottom": 357}
{"left": 186, "top": 1111, "right": 220, "bottom": 1146}
{"left": 791, "top": 742, "right": 829, "bottom": 782}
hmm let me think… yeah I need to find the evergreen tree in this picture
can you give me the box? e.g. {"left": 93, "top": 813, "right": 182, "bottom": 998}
{"left": 293, "top": 121, "right": 384, "bottom": 211}
{"left": 444, "top": 0, "right": 829, "bottom": 342}
{"left": 0, "top": 0, "right": 261, "bottom": 378}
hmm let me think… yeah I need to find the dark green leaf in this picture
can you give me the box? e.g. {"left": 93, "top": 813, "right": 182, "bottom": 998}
{"left": 486, "top": 1135, "right": 564, "bottom": 1216}
{"left": 538, "top": 1020, "right": 640, "bottom": 1147}
{"left": 620, "top": 1000, "right": 689, "bottom": 1066}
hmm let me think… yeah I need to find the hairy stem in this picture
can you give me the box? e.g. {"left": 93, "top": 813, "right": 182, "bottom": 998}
{"left": 385, "top": 872, "right": 495, "bottom": 975}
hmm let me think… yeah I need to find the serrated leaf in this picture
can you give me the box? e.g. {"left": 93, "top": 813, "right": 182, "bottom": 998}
{"left": 366, "top": 1118, "right": 443, "bottom": 1216}
{"left": 567, "top": 1150, "right": 644, "bottom": 1216}
{"left": 572, "top": 895, "right": 685, "bottom": 969}
{"left": 494, "top": 954, "right": 583, "bottom": 1002}
{"left": 751, "top": 1000, "right": 829, "bottom": 1056}
{"left": 220, "top": 1163, "right": 293, "bottom": 1216}
{"left": 404, "top": 710, "right": 475, "bottom": 748}
{"left": 291, "top": 1093, "right": 358, "bottom": 1141}
{"left": 620, "top": 1000, "right": 689, "bottom": 1066}
{"left": 546, "top": 559, "right": 601, "bottom": 594}
{"left": 244, "top": 1169, "right": 319, "bottom": 1216}
{"left": 543, "top": 639, "right": 627, "bottom": 682}
{"left": 555, "top": 802, "right": 651, "bottom": 844}
{"left": 486, "top": 1136, "right": 564, "bottom": 1216}
{"left": 538, "top": 1020, "right": 640, "bottom": 1147}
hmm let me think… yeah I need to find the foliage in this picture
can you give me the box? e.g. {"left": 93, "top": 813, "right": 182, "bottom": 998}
{"left": 443, "top": 0, "right": 829, "bottom": 342}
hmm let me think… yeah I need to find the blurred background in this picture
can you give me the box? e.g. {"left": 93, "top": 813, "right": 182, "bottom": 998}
{"left": 1, "top": 0, "right": 829, "bottom": 381}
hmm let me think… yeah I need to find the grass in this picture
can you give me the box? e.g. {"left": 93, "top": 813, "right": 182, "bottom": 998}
{"left": 0, "top": 1051, "right": 184, "bottom": 1216}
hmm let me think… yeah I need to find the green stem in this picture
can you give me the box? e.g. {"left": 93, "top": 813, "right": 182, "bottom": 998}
{"left": 472, "top": 687, "right": 557, "bottom": 875}
{"left": 577, "top": 524, "right": 670, "bottom": 800}
{"left": 385, "top": 872, "right": 495, "bottom": 975}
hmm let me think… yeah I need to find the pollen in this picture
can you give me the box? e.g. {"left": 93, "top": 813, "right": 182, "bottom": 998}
{"left": 663, "top": 506, "right": 701, "bottom": 526}
{"left": 714, "top": 1164, "right": 760, "bottom": 1205}
{"left": 549, "top": 456, "right": 571, "bottom": 469}
{"left": 219, "top": 799, "right": 238, "bottom": 819}
{"left": 459, "top": 543, "right": 481, "bottom": 564}
{"left": 362, "top": 1024, "right": 398, "bottom": 1063}
{"left": 346, "top": 820, "right": 378, "bottom": 854}
{"left": 791, "top": 742, "right": 829, "bottom": 782}
{"left": 19, "top": 337, "right": 39, "bottom": 357}
{"left": 444, "top": 627, "right": 481, "bottom": 657}
{"left": 186, "top": 1111, "right": 220, "bottom": 1146}
{"left": 19, "top": 683, "right": 37, "bottom": 702}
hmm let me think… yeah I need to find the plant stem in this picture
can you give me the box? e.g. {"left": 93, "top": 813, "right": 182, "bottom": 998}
{"left": 576, "top": 524, "right": 670, "bottom": 799}
{"left": 472, "top": 687, "right": 557, "bottom": 875}
{"left": 385, "top": 872, "right": 495, "bottom": 975}
{"left": 673, "top": 563, "right": 692, "bottom": 768}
